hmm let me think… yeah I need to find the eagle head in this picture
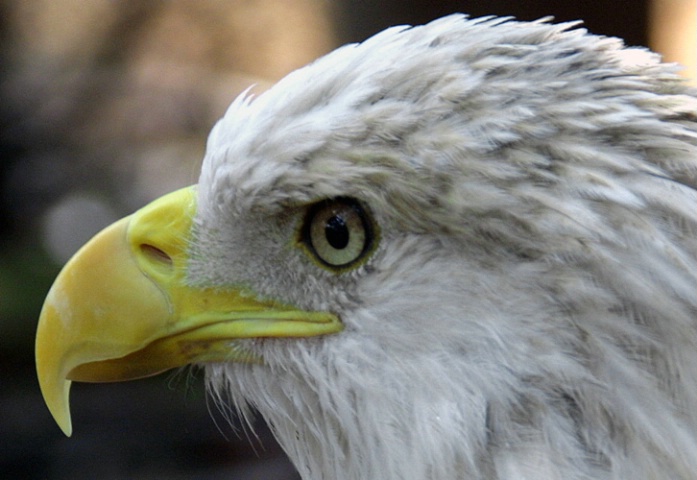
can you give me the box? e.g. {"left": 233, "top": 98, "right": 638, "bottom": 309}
{"left": 36, "top": 15, "right": 697, "bottom": 480}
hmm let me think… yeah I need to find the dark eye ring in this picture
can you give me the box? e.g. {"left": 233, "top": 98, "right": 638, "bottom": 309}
{"left": 301, "top": 197, "right": 376, "bottom": 270}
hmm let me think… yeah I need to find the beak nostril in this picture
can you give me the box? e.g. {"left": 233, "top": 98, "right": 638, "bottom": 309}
{"left": 139, "top": 244, "right": 173, "bottom": 267}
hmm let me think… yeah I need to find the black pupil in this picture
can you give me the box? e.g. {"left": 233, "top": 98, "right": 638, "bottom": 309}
{"left": 325, "top": 215, "right": 349, "bottom": 249}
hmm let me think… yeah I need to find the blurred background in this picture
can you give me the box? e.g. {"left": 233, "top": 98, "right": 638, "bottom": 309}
{"left": 1, "top": 1, "right": 695, "bottom": 478}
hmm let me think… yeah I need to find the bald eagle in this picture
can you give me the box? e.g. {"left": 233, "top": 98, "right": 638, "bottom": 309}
{"left": 36, "top": 15, "right": 697, "bottom": 480}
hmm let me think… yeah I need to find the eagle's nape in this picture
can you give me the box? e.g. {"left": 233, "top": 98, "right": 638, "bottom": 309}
{"left": 36, "top": 14, "right": 697, "bottom": 480}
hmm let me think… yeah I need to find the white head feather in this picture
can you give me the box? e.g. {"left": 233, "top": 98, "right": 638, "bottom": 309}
{"left": 190, "top": 15, "right": 697, "bottom": 480}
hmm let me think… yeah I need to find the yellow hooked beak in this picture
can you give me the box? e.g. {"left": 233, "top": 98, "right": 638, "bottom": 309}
{"left": 36, "top": 186, "right": 342, "bottom": 436}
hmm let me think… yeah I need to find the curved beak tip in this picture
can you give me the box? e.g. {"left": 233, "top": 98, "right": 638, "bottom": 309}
{"left": 49, "top": 381, "right": 74, "bottom": 437}
{"left": 36, "top": 348, "right": 73, "bottom": 436}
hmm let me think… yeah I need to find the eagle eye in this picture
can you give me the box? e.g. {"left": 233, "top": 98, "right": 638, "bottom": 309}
{"left": 301, "top": 198, "right": 376, "bottom": 271}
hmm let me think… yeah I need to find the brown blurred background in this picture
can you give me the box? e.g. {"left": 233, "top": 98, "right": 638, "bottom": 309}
{"left": 1, "top": 1, "right": 694, "bottom": 479}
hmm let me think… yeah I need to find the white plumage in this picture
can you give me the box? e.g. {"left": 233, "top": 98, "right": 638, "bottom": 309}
{"left": 40, "top": 14, "right": 697, "bottom": 480}
{"left": 192, "top": 15, "right": 697, "bottom": 480}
